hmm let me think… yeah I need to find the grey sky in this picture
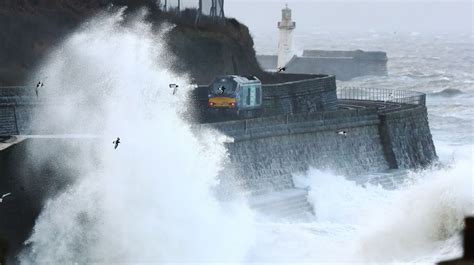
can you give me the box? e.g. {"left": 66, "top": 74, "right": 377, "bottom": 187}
{"left": 178, "top": 0, "right": 472, "bottom": 34}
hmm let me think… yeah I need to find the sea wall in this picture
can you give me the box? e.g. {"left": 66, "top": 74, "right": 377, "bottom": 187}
{"left": 257, "top": 53, "right": 388, "bottom": 81}
{"left": 262, "top": 75, "right": 337, "bottom": 114}
{"left": 379, "top": 105, "right": 437, "bottom": 169}
{"left": 201, "top": 108, "right": 389, "bottom": 194}
{"left": 0, "top": 88, "right": 37, "bottom": 136}
{"left": 0, "top": 104, "right": 17, "bottom": 135}
{"left": 0, "top": 93, "right": 438, "bottom": 261}
{"left": 285, "top": 56, "right": 387, "bottom": 81}
{"left": 200, "top": 103, "right": 437, "bottom": 194}
{"left": 302, "top": 50, "right": 388, "bottom": 61}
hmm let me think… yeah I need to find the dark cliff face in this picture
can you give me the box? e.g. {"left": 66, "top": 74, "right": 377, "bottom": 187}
{"left": 0, "top": 0, "right": 106, "bottom": 85}
{"left": 166, "top": 16, "right": 265, "bottom": 84}
{"left": 0, "top": 0, "right": 266, "bottom": 86}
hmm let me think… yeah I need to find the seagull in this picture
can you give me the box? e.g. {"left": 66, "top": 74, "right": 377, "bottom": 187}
{"left": 336, "top": 130, "right": 347, "bottom": 137}
{"left": 0, "top": 192, "right": 11, "bottom": 203}
{"left": 277, "top": 66, "right": 286, "bottom": 73}
{"left": 169, "top": 84, "right": 179, "bottom": 95}
{"left": 112, "top": 137, "right": 120, "bottom": 149}
{"left": 218, "top": 86, "right": 226, "bottom": 95}
{"left": 35, "top": 81, "right": 44, "bottom": 98}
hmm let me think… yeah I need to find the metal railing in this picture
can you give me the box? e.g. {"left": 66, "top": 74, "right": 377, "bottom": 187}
{"left": 337, "top": 87, "right": 426, "bottom": 106}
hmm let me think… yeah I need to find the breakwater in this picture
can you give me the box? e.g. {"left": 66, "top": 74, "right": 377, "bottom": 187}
{"left": 202, "top": 104, "right": 435, "bottom": 195}
{"left": 0, "top": 76, "right": 438, "bottom": 262}
{"left": 202, "top": 107, "right": 388, "bottom": 194}
{"left": 0, "top": 78, "right": 437, "bottom": 181}
{"left": 257, "top": 50, "right": 388, "bottom": 81}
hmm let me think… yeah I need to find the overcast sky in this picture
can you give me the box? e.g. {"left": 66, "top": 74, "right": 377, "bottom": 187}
{"left": 177, "top": 0, "right": 472, "bottom": 34}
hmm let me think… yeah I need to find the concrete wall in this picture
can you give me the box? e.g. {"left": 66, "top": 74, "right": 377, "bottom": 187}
{"left": 201, "top": 104, "right": 437, "bottom": 194}
{"left": 256, "top": 53, "right": 388, "bottom": 81}
{"left": 201, "top": 108, "right": 390, "bottom": 194}
{"left": 302, "top": 50, "right": 387, "bottom": 61}
{"left": 0, "top": 105, "right": 17, "bottom": 135}
{"left": 379, "top": 105, "right": 437, "bottom": 169}
{"left": 262, "top": 75, "right": 337, "bottom": 115}
{"left": 0, "top": 103, "right": 38, "bottom": 136}
{"left": 285, "top": 56, "right": 388, "bottom": 81}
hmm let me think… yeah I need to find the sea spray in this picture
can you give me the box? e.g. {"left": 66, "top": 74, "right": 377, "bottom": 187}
{"left": 286, "top": 150, "right": 473, "bottom": 263}
{"left": 21, "top": 10, "right": 255, "bottom": 264}
{"left": 294, "top": 169, "right": 390, "bottom": 226}
{"left": 356, "top": 147, "right": 473, "bottom": 263}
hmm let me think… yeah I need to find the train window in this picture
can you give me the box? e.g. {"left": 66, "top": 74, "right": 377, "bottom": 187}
{"left": 210, "top": 77, "right": 237, "bottom": 95}
{"left": 249, "top": 86, "right": 257, "bottom": 106}
{"left": 241, "top": 85, "right": 248, "bottom": 106}
{"left": 246, "top": 87, "right": 252, "bottom": 106}
{"left": 256, "top": 86, "right": 261, "bottom": 105}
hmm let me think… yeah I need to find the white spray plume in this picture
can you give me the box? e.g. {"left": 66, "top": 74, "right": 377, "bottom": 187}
{"left": 21, "top": 9, "right": 256, "bottom": 264}
{"left": 356, "top": 148, "right": 473, "bottom": 263}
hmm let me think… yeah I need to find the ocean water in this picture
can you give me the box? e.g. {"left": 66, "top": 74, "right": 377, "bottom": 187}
{"left": 19, "top": 10, "right": 473, "bottom": 264}
{"left": 250, "top": 31, "right": 474, "bottom": 263}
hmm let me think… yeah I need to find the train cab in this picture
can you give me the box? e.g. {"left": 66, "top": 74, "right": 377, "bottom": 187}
{"left": 207, "top": 75, "right": 263, "bottom": 118}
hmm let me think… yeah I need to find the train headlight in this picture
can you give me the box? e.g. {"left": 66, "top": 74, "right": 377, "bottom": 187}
{"left": 229, "top": 102, "right": 236, "bottom": 108}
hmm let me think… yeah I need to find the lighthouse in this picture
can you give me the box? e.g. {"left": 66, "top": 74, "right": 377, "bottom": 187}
{"left": 277, "top": 4, "right": 296, "bottom": 68}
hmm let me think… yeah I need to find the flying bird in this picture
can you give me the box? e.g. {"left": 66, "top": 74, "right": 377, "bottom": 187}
{"left": 169, "top": 84, "right": 179, "bottom": 95}
{"left": 277, "top": 66, "right": 286, "bottom": 73}
{"left": 0, "top": 192, "right": 11, "bottom": 203}
{"left": 336, "top": 130, "right": 347, "bottom": 137}
{"left": 113, "top": 137, "right": 120, "bottom": 149}
{"left": 35, "top": 81, "right": 44, "bottom": 97}
{"left": 218, "top": 86, "right": 226, "bottom": 95}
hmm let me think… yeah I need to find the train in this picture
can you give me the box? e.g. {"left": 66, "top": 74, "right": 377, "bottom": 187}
{"left": 207, "top": 75, "right": 263, "bottom": 118}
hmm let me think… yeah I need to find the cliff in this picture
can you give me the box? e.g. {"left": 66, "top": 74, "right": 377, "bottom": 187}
{"left": 166, "top": 15, "right": 264, "bottom": 84}
{"left": 0, "top": 0, "right": 268, "bottom": 86}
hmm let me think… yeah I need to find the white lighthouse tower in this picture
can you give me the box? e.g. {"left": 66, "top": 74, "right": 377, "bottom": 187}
{"left": 277, "top": 4, "right": 296, "bottom": 68}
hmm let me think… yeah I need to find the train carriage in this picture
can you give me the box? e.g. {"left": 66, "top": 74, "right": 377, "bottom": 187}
{"left": 207, "top": 75, "right": 263, "bottom": 118}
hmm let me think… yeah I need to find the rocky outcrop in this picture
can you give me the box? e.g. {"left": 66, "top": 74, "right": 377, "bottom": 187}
{"left": 166, "top": 17, "right": 265, "bottom": 84}
{"left": 0, "top": 0, "right": 267, "bottom": 86}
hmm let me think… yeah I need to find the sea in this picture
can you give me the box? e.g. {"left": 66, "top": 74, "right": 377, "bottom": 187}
{"left": 17, "top": 10, "right": 473, "bottom": 264}
{"left": 250, "top": 30, "right": 474, "bottom": 264}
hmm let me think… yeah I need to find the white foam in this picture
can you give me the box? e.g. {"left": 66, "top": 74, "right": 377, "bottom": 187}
{"left": 21, "top": 10, "right": 256, "bottom": 264}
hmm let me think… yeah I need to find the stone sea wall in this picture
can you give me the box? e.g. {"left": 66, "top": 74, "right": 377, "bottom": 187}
{"left": 201, "top": 108, "right": 390, "bottom": 194}
{"left": 379, "top": 105, "right": 437, "bottom": 169}
{"left": 0, "top": 83, "right": 437, "bottom": 196}
{"left": 257, "top": 52, "right": 388, "bottom": 81}
{"left": 201, "top": 104, "right": 437, "bottom": 194}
